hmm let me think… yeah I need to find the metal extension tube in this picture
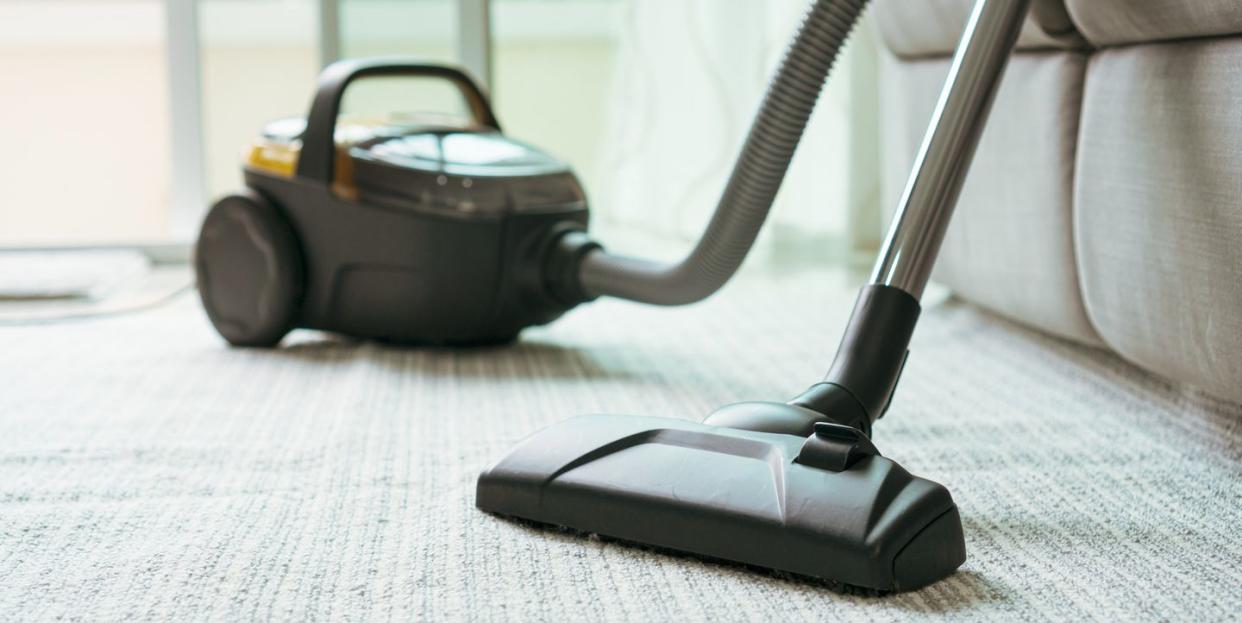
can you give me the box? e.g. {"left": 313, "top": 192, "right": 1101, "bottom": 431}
{"left": 870, "top": 0, "right": 1031, "bottom": 299}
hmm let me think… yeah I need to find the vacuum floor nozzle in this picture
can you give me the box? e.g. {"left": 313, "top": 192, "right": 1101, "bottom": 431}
{"left": 476, "top": 415, "right": 965, "bottom": 593}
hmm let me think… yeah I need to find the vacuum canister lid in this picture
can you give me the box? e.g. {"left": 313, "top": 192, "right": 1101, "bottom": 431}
{"left": 351, "top": 131, "right": 571, "bottom": 178}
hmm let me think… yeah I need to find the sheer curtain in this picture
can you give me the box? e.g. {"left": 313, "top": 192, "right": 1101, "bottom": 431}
{"left": 590, "top": 0, "right": 882, "bottom": 265}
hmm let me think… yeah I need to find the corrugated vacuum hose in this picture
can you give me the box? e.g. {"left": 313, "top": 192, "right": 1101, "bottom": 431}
{"left": 574, "top": 0, "right": 872, "bottom": 305}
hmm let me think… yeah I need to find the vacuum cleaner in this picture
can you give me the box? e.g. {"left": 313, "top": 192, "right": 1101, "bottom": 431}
{"left": 195, "top": 63, "right": 589, "bottom": 346}
{"left": 197, "top": 0, "right": 1027, "bottom": 595}
{"left": 477, "top": 0, "right": 1030, "bottom": 595}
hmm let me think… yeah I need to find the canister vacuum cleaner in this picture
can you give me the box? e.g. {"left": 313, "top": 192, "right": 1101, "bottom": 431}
{"left": 197, "top": 0, "right": 1028, "bottom": 594}
{"left": 195, "top": 63, "right": 591, "bottom": 346}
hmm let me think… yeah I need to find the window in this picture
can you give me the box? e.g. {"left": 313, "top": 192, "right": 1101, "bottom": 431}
{"left": 0, "top": 0, "right": 879, "bottom": 263}
{"left": 0, "top": 1, "right": 172, "bottom": 245}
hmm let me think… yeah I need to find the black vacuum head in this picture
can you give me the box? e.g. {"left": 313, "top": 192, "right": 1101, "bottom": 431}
{"left": 477, "top": 415, "right": 965, "bottom": 593}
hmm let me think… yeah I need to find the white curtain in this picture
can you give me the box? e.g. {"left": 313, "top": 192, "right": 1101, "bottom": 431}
{"left": 591, "top": 0, "right": 882, "bottom": 263}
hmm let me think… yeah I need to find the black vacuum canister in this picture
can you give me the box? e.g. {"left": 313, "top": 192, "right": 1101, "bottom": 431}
{"left": 195, "top": 61, "right": 591, "bottom": 347}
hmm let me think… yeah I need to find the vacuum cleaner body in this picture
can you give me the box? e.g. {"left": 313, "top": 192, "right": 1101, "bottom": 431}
{"left": 222, "top": 140, "right": 587, "bottom": 344}
{"left": 196, "top": 62, "right": 591, "bottom": 346}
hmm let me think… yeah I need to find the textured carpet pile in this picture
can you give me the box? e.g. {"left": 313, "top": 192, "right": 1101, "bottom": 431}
{"left": 1, "top": 272, "right": 1239, "bottom": 620}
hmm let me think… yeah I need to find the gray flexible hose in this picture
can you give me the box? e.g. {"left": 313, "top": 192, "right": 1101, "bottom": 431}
{"left": 578, "top": 0, "right": 870, "bottom": 304}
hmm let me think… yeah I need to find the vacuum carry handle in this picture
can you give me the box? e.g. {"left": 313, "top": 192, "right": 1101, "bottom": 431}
{"left": 296, "top": 58, "right": 501, "bottom": 185}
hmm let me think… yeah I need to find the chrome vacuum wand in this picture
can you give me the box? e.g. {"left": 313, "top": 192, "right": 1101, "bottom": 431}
{"left": 873, "top": 0, "right": 1030, "bottom": 297}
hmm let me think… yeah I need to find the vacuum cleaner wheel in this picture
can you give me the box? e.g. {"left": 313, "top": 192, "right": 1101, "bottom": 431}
{"left": 195, "top": 191, "right": 303, "bottom": 347}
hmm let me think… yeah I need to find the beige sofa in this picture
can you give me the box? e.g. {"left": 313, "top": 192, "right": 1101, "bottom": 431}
{"left": 875, "top": 0, "right": 1242, "bottom": 403}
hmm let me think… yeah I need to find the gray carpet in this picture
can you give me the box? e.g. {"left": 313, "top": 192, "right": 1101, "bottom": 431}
{"left": 2, "top": 271, "right": 1240, "bottom": 621}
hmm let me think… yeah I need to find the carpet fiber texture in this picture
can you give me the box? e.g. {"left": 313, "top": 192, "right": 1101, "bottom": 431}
{"left": 1, "top": 272, "right": 1240, "bottom": 621}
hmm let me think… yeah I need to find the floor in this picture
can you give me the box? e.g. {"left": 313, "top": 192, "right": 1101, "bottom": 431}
{"left": 1, "top": 267, "right": 1239, "bottom": 621}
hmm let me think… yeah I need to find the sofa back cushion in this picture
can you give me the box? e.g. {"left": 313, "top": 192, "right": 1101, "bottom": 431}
{"left": 1065, "top": 0, "right": 1242, "bottom": 47}
{"left": 880, "top": 50, "right": 1100, "bottom": 344}
{"left": 874, "top": 0, "right": 1085, "bottom": 58}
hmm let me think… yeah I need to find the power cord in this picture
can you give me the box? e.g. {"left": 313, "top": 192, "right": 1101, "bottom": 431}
{"left": 0, "top": 244, "right": 196, "bottom": 325}
{"left": 0, "top": 280, "right": 195, "bottom": 326}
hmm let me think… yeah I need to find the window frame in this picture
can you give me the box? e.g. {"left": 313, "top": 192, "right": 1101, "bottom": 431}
{"left": 163, "top": 0, "right": 492, "bottom": 242}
